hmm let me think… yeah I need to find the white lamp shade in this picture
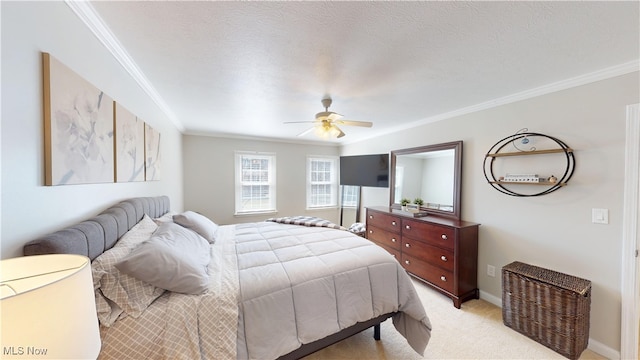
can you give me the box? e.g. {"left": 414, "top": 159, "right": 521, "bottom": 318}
{"left": 1, "top": 254, "right": 101, "bottom": 359}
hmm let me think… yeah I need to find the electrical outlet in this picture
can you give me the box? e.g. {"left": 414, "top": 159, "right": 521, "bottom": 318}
{"left": 487, "top": 265, "right": 496, "bottom": 277}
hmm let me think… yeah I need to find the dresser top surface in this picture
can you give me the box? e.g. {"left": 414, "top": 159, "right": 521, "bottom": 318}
{"left": 366, "top": 206, "right": 480, "bottom": 228}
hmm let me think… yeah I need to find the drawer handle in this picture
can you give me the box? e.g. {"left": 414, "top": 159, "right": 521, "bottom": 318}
{"left": 369, "top": 230, "right": 373, "bottom": 234}
{"left": 441, "top": 234, "right": 448, "bottom": 240}
{"left": 391, "top": 221, "right": 396, "bottom": 226}
{"left": 405, "top": 260, "right": 410, "bottom": 265}
{"left": 440, "top": 255, "right": 448, "bottom": 262}
{"left": 440, "top": 275, "right": 447, "bottom": 282}
{"left": 405, "top": 225, "right": 411, "bottom": 230}
{"left": 405, "top": 243, "right": 411, "bottom": 248}
{"left": 369, "top": 215, "right": 373, "bottom": 219}
{"left": 391, "top": 238, "right": 397, "bottom": 243}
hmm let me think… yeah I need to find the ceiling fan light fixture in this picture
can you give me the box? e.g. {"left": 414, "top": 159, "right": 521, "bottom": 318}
{"left": 286, "top": 96, "right": 371, "bottom": 139}
{"left": 313, "top": 121, "right": 343, "bottom": 139}
{"left": 315, "top": 111, "right": 342, "bottom": 122}
{"left": 314, "top": 124, "right": 331, "bottom": 139}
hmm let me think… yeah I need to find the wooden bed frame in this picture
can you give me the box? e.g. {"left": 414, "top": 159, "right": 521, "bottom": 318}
{"left": 23, "top": 196, "right": 396, "bottom": 360}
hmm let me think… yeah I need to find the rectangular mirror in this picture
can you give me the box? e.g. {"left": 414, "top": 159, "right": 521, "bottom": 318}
{"left": 390, "top": 141, "right": 462, "bottom": 220}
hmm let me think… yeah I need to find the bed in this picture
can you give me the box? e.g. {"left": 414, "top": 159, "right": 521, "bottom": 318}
{"left": 23, "top": 196, "right": 432, "bottom": 359}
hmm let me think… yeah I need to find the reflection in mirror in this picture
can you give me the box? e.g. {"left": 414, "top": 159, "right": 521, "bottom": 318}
{"left": 390, "top": 141, "right": 462, "bottom": 220}
{"left": 339, "top": 185, "right": 360, "bottom": 226}
{"left": 394, "top": 149, "right": 455, "bottom": 210}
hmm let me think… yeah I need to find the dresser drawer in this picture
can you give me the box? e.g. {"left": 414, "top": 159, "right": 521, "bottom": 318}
{"left": 367, "top": 225, "right": 401, "bottom": 251}
{"left": 367, "top": 211, "right": 401, "bottom": 233}
{"left": 402, "top": 219, "right": 455, "bottom": 250}
{"left": 401, "top": 254, "right": 454, "bottom": 294}
{"left": 365, "top": 206, "right": 479, "bottom": 308}
{"left": 401, "top": 238, "right": 454, "bottom": 272}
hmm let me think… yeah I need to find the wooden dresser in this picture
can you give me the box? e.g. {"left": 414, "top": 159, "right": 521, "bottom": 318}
{"left": 365, "top": 206, "right": 480, "bottom": 308}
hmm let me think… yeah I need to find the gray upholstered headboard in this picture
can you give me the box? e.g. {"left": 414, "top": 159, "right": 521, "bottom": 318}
{"left": 23, "top": 196, "right": 170, "bottom": 260}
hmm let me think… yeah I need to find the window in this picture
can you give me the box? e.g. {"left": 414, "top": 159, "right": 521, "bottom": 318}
{"left": 307, "top": 156, "right": 338, "bottom": 209}
{"left": 235, "top": 152, "right": 276, "bottom": 214}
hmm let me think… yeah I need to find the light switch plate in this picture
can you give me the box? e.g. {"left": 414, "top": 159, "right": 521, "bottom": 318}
{"left": 592, "top": 208, "right": 609, "bottom": 224}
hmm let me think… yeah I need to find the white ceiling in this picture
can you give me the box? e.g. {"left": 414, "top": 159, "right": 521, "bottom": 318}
{"left": 83, "top": 1, "right": 639, "bottom": 144}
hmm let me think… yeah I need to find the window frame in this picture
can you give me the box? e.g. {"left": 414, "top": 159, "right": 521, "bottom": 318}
{"left": 234, "top": 151, "right": 277, "bottom": 215}
{"left": 306, "top": 155, "right": 339, "bottom": 210}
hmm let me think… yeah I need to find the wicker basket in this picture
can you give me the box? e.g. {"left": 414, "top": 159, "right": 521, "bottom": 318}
{"left": 502, "top": 261, "right": 591, "bottom": 360}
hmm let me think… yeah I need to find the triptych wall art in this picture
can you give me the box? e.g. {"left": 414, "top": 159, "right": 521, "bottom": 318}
{"left": 114, "top": 102, "right": 145, "bottom": 182}
{"left": 42, "top": 52, "right": 160, "bottom": 186}
{"left": 144, "top": 123, "right": 161, "bottom": 181}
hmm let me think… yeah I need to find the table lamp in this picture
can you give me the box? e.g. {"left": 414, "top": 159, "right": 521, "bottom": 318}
{"left": 0, "top": 254, "right": 101, "bottom": 359}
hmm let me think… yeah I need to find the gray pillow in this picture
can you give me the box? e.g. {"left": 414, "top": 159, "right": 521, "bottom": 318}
{"left": 173, "top": 211, "right": 218, "bottom": 243}
{"left": 115, "top": 222, "right": 211, "bottom": 294}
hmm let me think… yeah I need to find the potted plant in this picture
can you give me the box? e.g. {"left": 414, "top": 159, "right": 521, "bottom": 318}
{"left": 400, "top": 198, "right": 411, "bottom": 211}
{"left": 413, "top": 198, "right": 424, "bottom": 207}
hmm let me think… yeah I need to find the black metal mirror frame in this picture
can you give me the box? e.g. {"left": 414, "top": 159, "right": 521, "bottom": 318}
{"left": 389, "top": 140, "right": 463, "bottom": 220}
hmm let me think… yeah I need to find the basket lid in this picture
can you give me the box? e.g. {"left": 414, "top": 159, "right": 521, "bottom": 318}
{"left": 503, "top": 261, "right": 591, "bottom": 296}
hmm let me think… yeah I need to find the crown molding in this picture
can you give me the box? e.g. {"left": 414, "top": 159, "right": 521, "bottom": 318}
{"left": 347, "top": 60, "right": 640, "bottom": 145}
{"left": 64, "top": 0, "right": 184, "bottom": 132}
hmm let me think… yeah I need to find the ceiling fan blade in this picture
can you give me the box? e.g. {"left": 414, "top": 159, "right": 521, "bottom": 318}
{"left": 335, "top": 120, "right": 373, "bottom": 127}
{"left": 333, "top": 124, "right": 346, "bottom": 138}
{"left": 327, "top": 112, "right": 343, "bottom": 122}
{"left": 297, "top": 127, "right": 316, "bottom": 137}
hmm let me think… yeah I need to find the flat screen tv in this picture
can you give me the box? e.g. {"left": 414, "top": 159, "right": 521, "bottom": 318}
{"left": 339, "top": 154, "right": 389, "bottom": 188}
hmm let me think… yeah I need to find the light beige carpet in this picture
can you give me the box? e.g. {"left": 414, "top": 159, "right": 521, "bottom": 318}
{"left": 304, "top": 279, "right": 606, "bottom": 360}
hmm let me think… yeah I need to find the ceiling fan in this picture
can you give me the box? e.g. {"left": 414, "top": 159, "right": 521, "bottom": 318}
{"left": 285, "top": 97, "right": 373, "bottom": 139}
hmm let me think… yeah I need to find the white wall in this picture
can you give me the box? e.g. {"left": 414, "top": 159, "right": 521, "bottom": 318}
{"left": 1, "top": 2, "right": 184, "bottom": 259}
{"left": 341, "top": 72, "right": 639, "bottom": 355}
{"left": 182, "top": 135, "right": 340, "bottom": 225}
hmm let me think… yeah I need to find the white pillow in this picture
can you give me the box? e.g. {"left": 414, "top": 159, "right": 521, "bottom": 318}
{"left": 173, "top": 211, "right": 218, "bottom": 243}
{"left": 153, "top": 211, "right": 177, "bottom": 225}
{"left": 115, "top": 222, "right": 211, "bottom": 294}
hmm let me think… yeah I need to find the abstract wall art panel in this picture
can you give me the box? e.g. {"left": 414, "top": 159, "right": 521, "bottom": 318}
{"left": 114, "top": 102, "right": 145, "bottom": 182}
{"left": 144, "top": 123, "right": 161, "bottom": 181}
{"left": 43, "top": 52, "right": 114, "bottom": 186}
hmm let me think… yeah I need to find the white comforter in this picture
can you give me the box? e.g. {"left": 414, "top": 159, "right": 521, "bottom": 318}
{"left": 233, "top": 221, "right": 432, "bottom": 359}
{"left": 98, "top": 222, "right": 432, "bottom": 360}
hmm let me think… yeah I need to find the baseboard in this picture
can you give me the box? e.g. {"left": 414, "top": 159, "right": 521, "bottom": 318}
{"left": 479, "top": 290, "right": 502, "bottom": 307}
{"left": 479, "top": 290, "right": 620, "bottom": 359}
{"left": 587, "top": 338, "right": 620, "bottom": 359}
